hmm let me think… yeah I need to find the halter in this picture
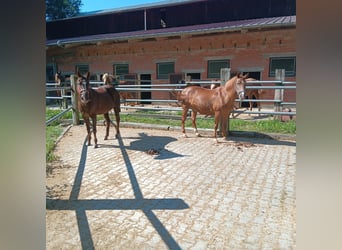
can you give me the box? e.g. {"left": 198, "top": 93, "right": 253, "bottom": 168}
{"left": 78, "top": 78, "right": 91, "bottom": 104}
{"left": 234, "top": 77, "right": 246, "bottom": 100}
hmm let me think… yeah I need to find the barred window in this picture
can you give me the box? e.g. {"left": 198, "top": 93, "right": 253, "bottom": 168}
{"left": 207, "top": 60, "right": 230, "bottom": 78}
{"left": 269, "top": 57, "right": 296, "bottom": 77}
{"left": 157, "top": 62, "right": 174, "bottom": 79}
{"left": 113, "top": 63, "right": 129, "bottom": 76}
{"left": 75, "top": 64, "right": 89, "bottom": 75}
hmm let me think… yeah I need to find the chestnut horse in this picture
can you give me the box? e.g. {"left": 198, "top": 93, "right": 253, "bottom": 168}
{"left": 77, "top": 72, "right": 121, "bottom": 148}
{"left": 245, "top": 78, "right": 263, "bottom": 112}
{"left": 178, "top": 73, "right": 248, "bottom": 142}
{"left": 102, "top": 73, "right": 136, "bottom": 106}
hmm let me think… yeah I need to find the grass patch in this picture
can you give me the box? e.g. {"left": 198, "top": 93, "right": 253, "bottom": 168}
{"left": 46, "top": 108, "right": 72, "bottom": 162}
{"left": 46, "top": 125, "right": 63, "bottom": 162}
{"left": 120, "top": 113, "right": 296, "bottom": 134}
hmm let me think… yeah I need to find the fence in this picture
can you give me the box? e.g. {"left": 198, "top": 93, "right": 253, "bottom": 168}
{"left": 46, "top": 69, "right": 296, "bottom": 126}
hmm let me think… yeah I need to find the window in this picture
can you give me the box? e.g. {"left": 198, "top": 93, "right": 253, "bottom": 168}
{"left": 269, "top": 57, "right": 296, "bottom": 77}
{"left": 46, "top": 64, "right": 56, "bottom": 81}
{"left": 157, "top": 62, "right": 174, "bottom": 79}
{"left": 113, "top": 63, "right": 129, "bottom": 76}
{"left": 207, "top": 60, "right": 230, "bottom": 78}
{"left": 75, "top": 64, "right": 89, "bottom": 75}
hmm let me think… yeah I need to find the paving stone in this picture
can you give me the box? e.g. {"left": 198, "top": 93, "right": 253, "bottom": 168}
{"left": 46, "top": 125, "right": 296, "bottom": 249}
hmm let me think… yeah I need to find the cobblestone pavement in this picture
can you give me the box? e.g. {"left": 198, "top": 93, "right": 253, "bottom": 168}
{"left": 46, "top": 125, "right": 296, "bottom": 249}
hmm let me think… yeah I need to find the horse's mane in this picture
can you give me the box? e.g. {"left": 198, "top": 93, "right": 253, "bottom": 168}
{"left": 225, "top": 75, "right": 238, "bottom": 92}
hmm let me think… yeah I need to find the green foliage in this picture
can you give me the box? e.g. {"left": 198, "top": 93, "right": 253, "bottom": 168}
{"left": 46, "top": 125, "right": 63, "bottom": 162}
{"left": 46, "top": 0, "right": 82, "bottom": 20}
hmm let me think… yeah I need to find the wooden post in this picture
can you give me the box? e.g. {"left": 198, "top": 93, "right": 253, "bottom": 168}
{"left": 61, "top": 87, "right": 67, "bottom": 109}
{"left": 70, "top": 74, "right": 80, "bottom": 125}
{"left": 274, "top": 69, "right": 285, "bottom": 120}
{"left": 220, "top": 68, "right": 230, "bottom": 86}
{"left": 220, "top": 68, "right": 231, "bottom": 135}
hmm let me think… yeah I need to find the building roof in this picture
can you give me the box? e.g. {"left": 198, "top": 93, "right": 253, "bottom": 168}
{"left": 46, "top": 15, "right": 295, "bottom": 47}
{"left": 77, "top": 0, "right": 205, "bottom": 19}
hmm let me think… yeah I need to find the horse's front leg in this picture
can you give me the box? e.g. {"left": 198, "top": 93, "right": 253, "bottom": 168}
{"left": 83, "top": 116, "right": 92, "bottom": 146}
{"left": 220, "top": 113, "right": 229, "bottom": 139}
{"left": 213, "top": 112, "right": 221, "bottom": 143}
{"left": 103, "top": 113, "right": 110, "bottom": 140}
{"left": 191, "top": 111, "right": 200, "bottom": 137}
{"left": 91, "top": 115, "right": 98, "bottom": 148}
{"left": 114, "top": 107, "right": 120, "bottom": 138}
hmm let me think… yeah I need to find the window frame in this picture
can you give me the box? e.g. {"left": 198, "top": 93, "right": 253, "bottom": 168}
{"left": 113, "top": 63, "right": 129, "bottom": 76}
{"left": 207, "top": 59, "right": 230, "bottom": 79}
{"left": 156, "top": 62, "right": 175, "bottom": 79}
{"left": 75, "top": 64, "right": 89, "bottom": 75}
{"left": 269, "top": 57, "right": 296, "bottom": 77}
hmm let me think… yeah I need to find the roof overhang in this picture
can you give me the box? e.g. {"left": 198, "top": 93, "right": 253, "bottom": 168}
{"left": 46, "top": 15, "right": 296, "bottom": 49}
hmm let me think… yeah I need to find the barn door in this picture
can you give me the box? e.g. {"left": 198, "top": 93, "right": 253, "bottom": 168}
{"left": 242, "top": 71, "right": 261, "bottom": 108}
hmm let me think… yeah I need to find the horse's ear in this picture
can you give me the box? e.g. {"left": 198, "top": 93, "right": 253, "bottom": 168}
{"left": 243, "top": 73, "right": 249, "bottom": 79}
{"left": 77, "top": 71, "right": 82, "bottom": 77}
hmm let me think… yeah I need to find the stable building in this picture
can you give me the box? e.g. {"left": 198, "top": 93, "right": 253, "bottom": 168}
{"left": 46, "top": 0, "right": 296, "bottom": 105}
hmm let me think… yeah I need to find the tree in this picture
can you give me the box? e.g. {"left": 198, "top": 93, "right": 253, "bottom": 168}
{"left": 46, "top": 0, "right": 83, "bottom": 20}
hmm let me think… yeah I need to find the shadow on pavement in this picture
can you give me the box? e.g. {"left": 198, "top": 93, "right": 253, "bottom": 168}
{"left": 46, "top": 136, "right": 189, "bottom": 250}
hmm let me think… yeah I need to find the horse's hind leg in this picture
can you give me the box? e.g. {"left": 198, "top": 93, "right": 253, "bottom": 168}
{"left": 191, "top": 111, "right": 200, "bottom": 137}
{"left": 104, "top": 113, "right": 111, "bottom": 140}
{"left": 257, "top": 94, "right": 261, "bottom": 115}
{"left": 114, "top": 107, "right": 120, "bottom": 138}
{"left": 91, "top": 115, "right": 98, "bottom": 148}
{"left": 181, "top": 107, "right": 189, "bottom": 137}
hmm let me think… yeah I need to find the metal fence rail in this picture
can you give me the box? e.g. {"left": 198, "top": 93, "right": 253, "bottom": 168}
{"left": 46, "top": 69, "right": 296, "bottom": 125}
{"left": 46, "top": 107, "right": 73, "bottom": 126}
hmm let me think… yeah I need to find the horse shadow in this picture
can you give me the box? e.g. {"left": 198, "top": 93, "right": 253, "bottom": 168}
{"left": 99, "top": 132, "right": 186, "bottom": 160}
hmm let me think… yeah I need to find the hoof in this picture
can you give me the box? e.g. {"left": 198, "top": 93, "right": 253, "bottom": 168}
{"left": 195, "top": 133, "right": 202, "bottom": 137}
{"left": 104, "top": 136, "right": 108, "bottom": 140}
{"left": 94, "top": 144, "right": 98, "bottom": 148}
{"left": 182, "top": 133, "right": 188, "bottom": 138}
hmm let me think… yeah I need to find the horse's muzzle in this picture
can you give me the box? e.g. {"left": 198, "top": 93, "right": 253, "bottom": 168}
{"left": 238, "top": 91, "right": 245, "bottom": 100}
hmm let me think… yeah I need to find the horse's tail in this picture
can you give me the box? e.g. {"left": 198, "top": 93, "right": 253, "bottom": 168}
{"left": 257, "top": 85, "right": 263, "bottom": 95}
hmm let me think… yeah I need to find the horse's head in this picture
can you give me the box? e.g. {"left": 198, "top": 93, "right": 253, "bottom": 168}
{"left": 234, "top": 73, "right": 249, "bottom": 100}
{"left": 77, "top": 71, "right": 91, "bottom": 104}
